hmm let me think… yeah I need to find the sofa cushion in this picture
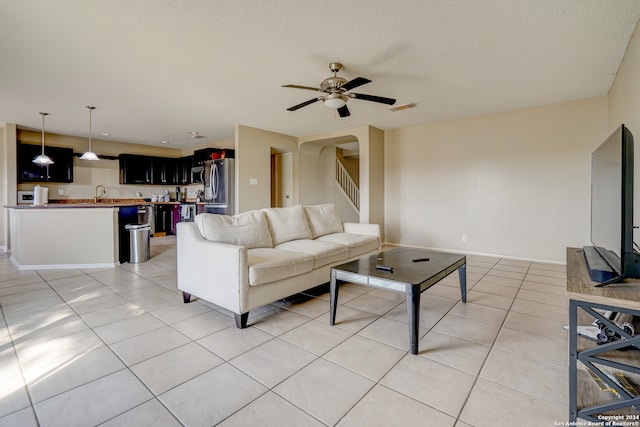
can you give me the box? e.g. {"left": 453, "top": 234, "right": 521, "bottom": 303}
{"left": 195, "top": 211, "right": 273, "bottom": 249}
{"left": 247, "top": 248, "right": 314, "bottom": 286}
{"left": 262, "top": 205, "right": 311, "bottom": 245}
{"left": 316, "top": 232, "right": 380, "bottom": 258}
{"left": 304, "top": 204, "right": 344, "bottom": 239}
{"left": 275, "top": 239, "right": 348, "bottom": 269}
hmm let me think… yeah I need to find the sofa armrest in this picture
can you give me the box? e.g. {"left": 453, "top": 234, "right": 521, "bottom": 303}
{"left": 344, "top": 222, "right": 381, "bottom": 250}
{"left": 176, "top": 221, "right": 249, "bottom": 313}
{"left": 343, "top": 222, "right": 380, "bottom": 238}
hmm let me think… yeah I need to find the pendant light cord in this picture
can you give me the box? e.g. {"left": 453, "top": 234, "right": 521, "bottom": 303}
{"left": 40, "top": 112, "right": 48, "bottom": 155}
{"left": 87, "top": 106, "right": 95, "bottom": 151}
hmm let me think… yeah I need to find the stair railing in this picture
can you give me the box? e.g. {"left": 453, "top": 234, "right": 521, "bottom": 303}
{"left": 335, "top": 158, "right": 359, "bottom": 212}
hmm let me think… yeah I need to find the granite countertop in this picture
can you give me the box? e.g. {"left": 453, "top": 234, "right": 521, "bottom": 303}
{"left": 6, "top": 198, "right": 187, "bottom": 209}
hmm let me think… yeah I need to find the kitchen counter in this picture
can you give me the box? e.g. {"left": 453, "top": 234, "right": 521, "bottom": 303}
{"left": 6, "top": 205, "right": 121, "bottom": 269}
{"left": 4, "top": 199, "right": 197, "bottom": 269}
{"left": 6, "top": 199, "right": 183, "bottom": 209}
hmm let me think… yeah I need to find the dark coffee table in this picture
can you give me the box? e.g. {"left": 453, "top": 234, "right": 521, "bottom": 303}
{"left": 329, "top": 247, "right": 466, "bottom": 354}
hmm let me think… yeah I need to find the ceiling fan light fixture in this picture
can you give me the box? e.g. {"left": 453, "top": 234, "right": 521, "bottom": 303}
{"left": 80, "top": 106, "right": 100, "bottom": 161}
{"left": 33, "top": 112, "right": 54, "bottom": 165}
{"left": 285, "top": 63, "right": 393, "bottom": 116}
{"left": 323, "top": 94, "right": 347, "bottom": 109}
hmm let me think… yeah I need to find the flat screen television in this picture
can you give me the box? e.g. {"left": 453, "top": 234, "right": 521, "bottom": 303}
{"left": 584, "top": 124, "right": 640, "bottom": 286}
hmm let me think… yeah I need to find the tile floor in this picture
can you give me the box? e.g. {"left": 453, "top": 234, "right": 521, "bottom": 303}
{"left": 0, "top": 236, "right": 569, "bottom": 426}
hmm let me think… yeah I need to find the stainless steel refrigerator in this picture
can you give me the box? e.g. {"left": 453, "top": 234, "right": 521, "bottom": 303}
{"left": 203, "top": 158, "right": 235, "bottom": 214}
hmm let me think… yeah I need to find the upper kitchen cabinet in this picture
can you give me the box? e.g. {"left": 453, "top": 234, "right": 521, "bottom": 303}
{"left": 151, "top": 157, "right": 177, "bottom": 185}
{"left": 119, "top": 154, "right": 152, "bottom": 184}
{"left": 193, "top": 147, "right": 218, "bottom": 165}
{"left": 120, "top": 154, "right": 194, "bottom": 185}
{"left": 17, "top": 143, "right": 74, "bottom": 183}
{"left": 176, "top": 155, "right": 193, "bottom": 185}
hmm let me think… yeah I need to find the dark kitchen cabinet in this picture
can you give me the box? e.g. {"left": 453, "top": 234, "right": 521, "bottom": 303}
{"left": 176, "top": 155, "right": 193, "bottom": 185}
{"left": 193, "top": 147, "right": 218, "bottom": 165}
{"left": 17, "top": 143, "right": 74, "bottom": 183}
{"left": 119, "top": 154, "right": 152, "bottom": 184}
{"left": 119, "top": 153, "right": 198, "bottom": 185}
{"left": 170, "top": 204, "right": 181, "bottom": 234}
{"left": 154, "top": 204, "right": 173, "bottom": 235}
{"left": 152, "top": 157, "right": 177, "bottom": 185}
{"left": 117, "top": 206, "right": 138, "bottom": 263}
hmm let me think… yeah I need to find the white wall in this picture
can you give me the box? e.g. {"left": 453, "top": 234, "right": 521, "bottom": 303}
{"left": 0, "top": 123, "right": 6, "bottom": 251}
{"left": 609, "top": 20, "right": 640, "bottom": 250}
{"left": 0, "top": 123, "right": 17, "bottom": 251}
{"left": 299, "top": 126, "right": 385, "bottom": 230}
{"left": 384, "top": 96, "right": 608, "bottom": 262}
{"left": 235, "top": 125, "right": 298, "bottom": 213}
{"left": 609, "top": 20, "right": 640, "bottom": 136}
{"left": 298, "top": 145, "right": 358, "bottom": 223}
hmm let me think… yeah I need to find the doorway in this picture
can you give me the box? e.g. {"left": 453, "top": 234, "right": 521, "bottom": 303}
{"left": 271, "top": 150, "right": 292, "bottom": 208}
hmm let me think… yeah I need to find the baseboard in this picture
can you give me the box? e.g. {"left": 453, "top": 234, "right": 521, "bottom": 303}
{"left": 381, "top": 242, "right": 565, "bottom": 265}
{"left": 9, "top": 255, "right": 118, "bottom": 270}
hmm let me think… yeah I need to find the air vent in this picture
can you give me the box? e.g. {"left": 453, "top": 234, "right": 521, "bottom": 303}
{"left": 389, "top": 102, "right": 417, "bottom": 112}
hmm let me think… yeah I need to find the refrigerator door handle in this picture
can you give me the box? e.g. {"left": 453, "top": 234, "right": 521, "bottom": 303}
{"left": 209, "top": 163, "right": 215, "bottom": 200}
{"left": 212, "top": 163, "right": 219, "bottom": 200}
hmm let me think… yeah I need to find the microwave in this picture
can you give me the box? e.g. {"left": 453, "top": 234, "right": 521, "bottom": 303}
{"left": 17, "top": 191, "right": 34, "bottom": 204}
{"left": 190, "top": 166, "right": 204, "bottom": 184}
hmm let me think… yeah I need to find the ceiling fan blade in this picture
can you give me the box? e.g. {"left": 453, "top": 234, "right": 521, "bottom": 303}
{"left": 287, "top": 97, "right": 321, "bottom": 111}
{"left": 337, "top": 105, "right": 351, "bottom": 117}
{"left": 282, "top": 84, "right": 322, "bottom": 92}
{"left": 351, "top": 93, "right": 396, "bottom": 105}
{"left": 341, "top": 77, "right": 371, "bottom": 91}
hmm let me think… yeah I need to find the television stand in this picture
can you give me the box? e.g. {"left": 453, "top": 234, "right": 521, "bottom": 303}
{"left": 582, "top": 246, "right": 619, "bottom": 286}
{"left": 567, "top": 247, "right": 640, "bottom": 423}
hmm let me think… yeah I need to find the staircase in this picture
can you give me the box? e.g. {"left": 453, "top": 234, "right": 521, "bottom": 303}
{"left": 335, "top": 158, "right": 359, "bottom": 213}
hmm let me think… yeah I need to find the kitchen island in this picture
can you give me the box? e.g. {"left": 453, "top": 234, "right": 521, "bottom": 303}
{"left": 6, "top": 202, "right": 137, "bottom": 269}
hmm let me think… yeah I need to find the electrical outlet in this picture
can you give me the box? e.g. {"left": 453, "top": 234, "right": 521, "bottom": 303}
{"left": 249, "top": 178, "right": 258, "bottom": 185}
{"left": 58, "top": 189, "right": 64, "bottom": 196}
{"left": 461, "top": 234, "right": 468, "bottom": 243}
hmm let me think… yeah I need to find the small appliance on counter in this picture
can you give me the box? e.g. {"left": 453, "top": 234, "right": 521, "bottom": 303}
{"left": 33, "top": 185, "right": 49, "bottom": 205}
{"left": 17, "top": 191, "right": 34, "bottom": 205}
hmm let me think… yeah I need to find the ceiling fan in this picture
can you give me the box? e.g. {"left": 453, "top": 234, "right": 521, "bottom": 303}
{"left": 282, "top": 62, "right": 396, "bottom": 117}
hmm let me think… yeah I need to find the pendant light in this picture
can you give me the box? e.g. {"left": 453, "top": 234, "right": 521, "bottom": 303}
{"left": 32, "top": 112, "right": 54, "bottom": 165}
{"left": 79, "top": 106, "right": 99, "bottom": 160}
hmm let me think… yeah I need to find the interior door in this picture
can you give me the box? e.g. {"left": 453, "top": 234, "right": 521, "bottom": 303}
{"left": 271, "top": 152, "right": 292, "bottom": 208}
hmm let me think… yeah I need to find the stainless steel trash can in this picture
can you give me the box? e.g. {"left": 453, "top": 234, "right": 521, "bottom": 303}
{"left": 125, "top": 224, "right": 150, "bottom": 263}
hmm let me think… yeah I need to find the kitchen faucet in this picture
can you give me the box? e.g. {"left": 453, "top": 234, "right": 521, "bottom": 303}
{"left": 94, "top": 185, "right": 106, "bottom": 203}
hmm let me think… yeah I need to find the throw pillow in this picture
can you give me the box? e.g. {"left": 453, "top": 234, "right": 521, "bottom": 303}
{"left": 262, "top": 205, "right": 311, "bottom": 245}
{"left": 304, "top": 203, "right": 343, "bottom": 238}
{"left": 195, "top": 210, "right": 273, "bottom": 249}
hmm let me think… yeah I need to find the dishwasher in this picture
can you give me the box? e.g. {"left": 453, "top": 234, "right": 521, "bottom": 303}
{"left": 138, "top": 205, "right": 155, "bottom": 235}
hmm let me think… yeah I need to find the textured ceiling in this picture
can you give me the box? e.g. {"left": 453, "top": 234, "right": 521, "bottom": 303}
{"left": 1, "top": 0, "right": 639, "bottom": 148}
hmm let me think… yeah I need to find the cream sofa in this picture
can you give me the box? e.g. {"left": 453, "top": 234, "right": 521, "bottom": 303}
{"left": 176, "top": 204, "right": 380, "bottom": 328}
